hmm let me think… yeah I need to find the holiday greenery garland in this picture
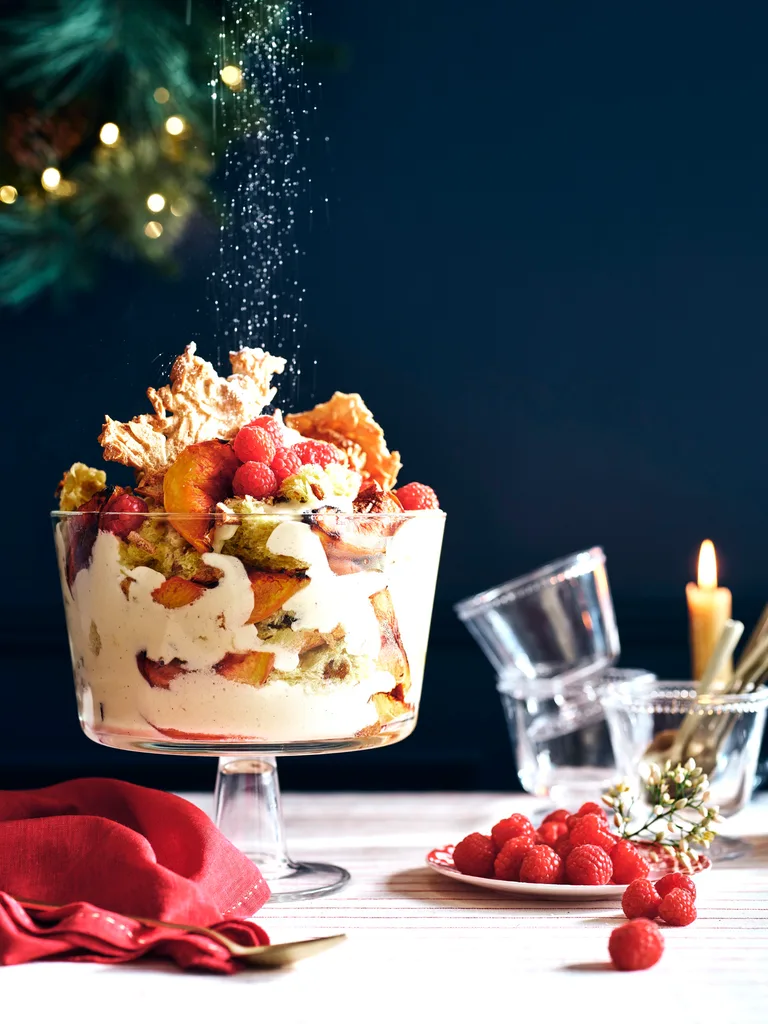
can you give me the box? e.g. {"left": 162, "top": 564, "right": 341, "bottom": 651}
{"left": 0, "top": 0, "right": 288, "bottom": 306}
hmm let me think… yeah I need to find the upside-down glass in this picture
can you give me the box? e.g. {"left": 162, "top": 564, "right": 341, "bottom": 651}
{"left": 602, "top": 679, "right": 768, "bottom": 819}
{"left": 455, "top": 547, "right": 620, "bottom": 683}
{"left": 53, "top": 507, "right": 445, "bottom": 900}
{"left": 498, "top": 667, "right": 656, "bottom": 802}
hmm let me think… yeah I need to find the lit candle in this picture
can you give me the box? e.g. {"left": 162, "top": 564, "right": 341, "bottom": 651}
{"left": 686, "top": 540, "right": 732, "bottom": 682}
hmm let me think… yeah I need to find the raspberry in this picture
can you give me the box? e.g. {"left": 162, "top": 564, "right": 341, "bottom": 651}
{"left": 554, "top": 835, "right": 575, "bottom": 861}
{"left": 608, "top": 919, "right": 664, "bottom": 971}
{"left": 493, "top": 836, "right": 535, "bottom": 881}
{"left": 232, "top": 462, "right": 278, "bottom": 499}
{"left": 541, "top": 809, "right": 570, "bottom": 825}
{"left": 452, "top": 833, "right": 496, "bottom": 878}
{"left": 610, "top": 840, "right": 650, "bottom": 884}
{"left": 246, "top": 415, "right": 285, "bottom": 448}
{"left": 491, "top": 814, "right": 536, "bottom": 850}
{"left": 535, "top": 821, "right": 568, "bottom": 847}
{"left": 519, "top": 845, "right": 564, "bottom": 884}
{"left": 394, "top": 482, "right": 440, "bottom": 511}
{"left": 568, "top": 815, "right": 617, "bottom": 853}
{"left": 621, "top": 879, "right": 662, "bottom": 920}
{"left": 658, "top": 889, "right": 697, "bottom": 927}
{"left": 565, "top": 844, "right": 613, "bottom": 885}
{"left": 292, "top": 440, "right": 344, "bottom": 469}
{"left": 100, "top": 491, "right": 148, "bottom": 539}
{"left": 575, "top": 801, "right": 608, "bottom": 821}
{"left": 654, "top": 872, "right": 697, "bottom": 901}
{"left": 271, "top": 446, "right": 302, "bottom": 483}
{"left": 234, "top": 425, "right": 277, "bottom": 465}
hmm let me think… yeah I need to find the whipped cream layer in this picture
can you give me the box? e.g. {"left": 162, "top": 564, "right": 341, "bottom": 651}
{"left": 57, "top": 511, "right": 443, "bottom": 746}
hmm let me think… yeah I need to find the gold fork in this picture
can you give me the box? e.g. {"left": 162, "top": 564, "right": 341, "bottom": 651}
{"left": 16, "top": 899, "right": 346, "bottom": 969}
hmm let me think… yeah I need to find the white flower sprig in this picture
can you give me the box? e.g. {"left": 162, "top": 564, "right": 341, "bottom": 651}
{"left": 603, "top": 758, "right": 722, "bottom": 870}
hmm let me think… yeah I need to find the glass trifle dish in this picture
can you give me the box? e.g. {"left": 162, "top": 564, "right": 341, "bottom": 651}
{"left": 53, "top": 345, "right": 445, "bottom": 898}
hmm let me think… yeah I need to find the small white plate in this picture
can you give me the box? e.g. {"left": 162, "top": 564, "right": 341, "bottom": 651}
{"left": 426, "top": 845, "right": 710, "bottom": 901}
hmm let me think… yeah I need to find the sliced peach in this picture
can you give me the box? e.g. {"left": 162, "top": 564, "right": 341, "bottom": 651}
{"left": 370, "top": 589, "right": 411, "bottom": 692}
{"left": 163, "top": 440, "right": 241, "bottom": 552}
{"left": 151, "top": 576, "right": 208, "bottom": 609}
{"left": 370, "top": 684, "right": 412, "bottom": 723}
{"left": 136, "top": 651, "right": 187, "bottom": 689}
{"left": 214, "top": 651, "right": 275, "bottom": 686}
{"left": 246, "top": 570, "right": 308, "bottom": 624}
{"left": 312, "top": 489, "right": 404, "bottom": 574}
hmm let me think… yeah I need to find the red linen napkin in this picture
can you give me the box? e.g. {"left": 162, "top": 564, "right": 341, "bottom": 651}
{"left": 0, "top": 778, "right": 270, "bottom": 972}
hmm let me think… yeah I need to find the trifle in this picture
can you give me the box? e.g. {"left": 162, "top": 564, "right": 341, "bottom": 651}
{"left": 53, "top": 345, "right": 445, "bottom": 757}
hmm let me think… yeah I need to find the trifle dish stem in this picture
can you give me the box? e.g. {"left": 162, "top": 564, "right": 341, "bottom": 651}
{"left": 214, "top": 756, "right": 349, "bottom": 900}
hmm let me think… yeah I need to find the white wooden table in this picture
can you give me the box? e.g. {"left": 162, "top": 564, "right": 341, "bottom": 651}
{"left": 3, "top": 792, "right": 767, "bottom": 1023}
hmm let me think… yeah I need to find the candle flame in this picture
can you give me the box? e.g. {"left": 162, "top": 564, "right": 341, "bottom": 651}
{"left": 697, "top": 539, "right": 718, "bottom": 590}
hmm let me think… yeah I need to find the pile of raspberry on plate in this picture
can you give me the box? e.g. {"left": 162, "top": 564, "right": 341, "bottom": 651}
{"left": 452, "top": 802, "right": 651, "bottom": 886}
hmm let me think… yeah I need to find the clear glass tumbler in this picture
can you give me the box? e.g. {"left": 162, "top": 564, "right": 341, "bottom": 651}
{"left": 498, "top": 667, "right": 655, "bottom": 802}
{"left": 455, "top": 547, "right": 620, "bottom": 683}
{"left": 602, "top": 679, "right": 768, "bottom": 819}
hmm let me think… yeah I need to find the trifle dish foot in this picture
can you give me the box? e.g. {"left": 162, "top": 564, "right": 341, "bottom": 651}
{"left": 214, "top": 755, "right": 350, "bottom": 902}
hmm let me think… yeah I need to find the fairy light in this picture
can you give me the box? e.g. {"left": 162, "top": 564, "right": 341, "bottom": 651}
{"left": 146, "top": 193, "right": 166, "bottom": 213}
{"left": 55, "top": 180, "right": 77, "bottom": 198}
{"left": 164, "top": 116, "right": 185, "bottom": 136}
{"left": 220, "top": 65, "right": 243, "bottom": 89}
{"left": 41, "top": 167, "right": 61, "bottom": 191}
{"left": 144, "top": 221, "right": 163, "bottom": 239}
{"left": 170, "top": 198, "right": 189, "bottom": 217}
{"left": 99, "top": 122, "right": 120, "bottom": 145}
{"left": 0, "top": 186, "right": 17, "bottom": 204}
{"left": 154, "top": 87, "right": 170, "bottom": 104}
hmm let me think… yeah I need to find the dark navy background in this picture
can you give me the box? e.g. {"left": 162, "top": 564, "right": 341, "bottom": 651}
{"left": 2, "top": 2, "right": 767, "bottom": 791}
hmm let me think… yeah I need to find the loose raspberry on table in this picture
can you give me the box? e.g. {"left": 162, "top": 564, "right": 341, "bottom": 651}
{"left": 565, "top": 844, "right": 613, "bottom": 885}
{"left": 536, "top": 821, "right": 568, "bottom": 847}
{"left": 519, "top": 845, "right": 564, "bottom": 884}
{"left": 541, "top": 808, "right": 570, "bottom": 825}
{"left": 292, "top": 440, "right": 345, "bottom": 469}
{"left": 608, "top": 919, "right": 664, "bottom": 971}
{"left": 568, "top": 814, "right": 618, "bottom": 853}
{"left": 246, "top": 415, "right": 286, "bottom": 448}
{"left": 575, "top": 801, "right": 608, "bottom": 821}
{"left": 271, "top": 446, "right": 302, "bottom": 484}
{"left": 493, "top": 836, "right": 535, "bottom": 881}
{"left": 621, "top": 879, "right": 662, "bottom": 920}
{"left": 394, "top": 482, "right": 440, "bottom": 511}
{"left": 100, "top": 492, "right": 148, "bottom": 539}
{"left": 234, "top": 424, "right": 277, "bottom": 466}
{"left": 658, "top": 889, "right": 697, "bottom": 927}
{"left": 452, "top": 833, "right": 496, "bottom": 878}
{"left": 232, "top": 462, "right": 278, "bottom": 499}
{"left": 610, "top": 840, "right": 650, "bottom": 884}
{"left": 491, "top": 814, "right": 536, "bottom": 850}
{"left": 654, "top": 872, "right": 697, "bottom": 901}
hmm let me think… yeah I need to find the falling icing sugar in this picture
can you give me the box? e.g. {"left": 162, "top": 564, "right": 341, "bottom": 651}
{"left": 208, "top": 1, "right": 319, "bottom": 401}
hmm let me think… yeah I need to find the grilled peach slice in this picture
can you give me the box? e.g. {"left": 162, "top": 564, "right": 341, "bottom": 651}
{"left": 370, "top": 683, "right": 412, "bottom": 723}
{"left": 163, "top": 440, "right": 241, "bottom": 552}
{"left": 214, "top": 651, "right": 275, "bottom": 686}
{"left": 370, "top": 588, "right": 411, "bottom": 692}
{"left": 311, "top": 491, "right": 402, "bottom": 575}
{"left": 136, "top": 652, "right": 187, "bottom": 689}
{"left": 151, "top": 576, "right": 208, "bottom": 609}
{"left": 246, "top": 570, "right": 308, "bottom": 624}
